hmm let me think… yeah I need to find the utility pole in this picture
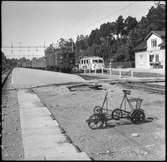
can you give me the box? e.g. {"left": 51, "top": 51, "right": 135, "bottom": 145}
{"left": 71, "top": 42, "right": 74, "bottom": 53}
{"left": 11, "top": 41, "right": 13, "bottom": 54}
{"left": 19, "top": 42, "right": 22, "bottom": 52}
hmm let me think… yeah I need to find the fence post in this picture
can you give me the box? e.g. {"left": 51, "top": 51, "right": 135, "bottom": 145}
{"left": 84, "top": 68, "right": 86, "bottom": 74}
{"left": 119, "top": 69, "right": 121, "bottom": 78}
{"left": 110, "top": 67, "right": 112, "bottom": 76}
{"left": 131, "top": 70, "right": 133, "bottom": 78}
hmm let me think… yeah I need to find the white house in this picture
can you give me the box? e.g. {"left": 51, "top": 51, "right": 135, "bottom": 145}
{"left": 135, "top": 30, "right": 165, "bottom": 69}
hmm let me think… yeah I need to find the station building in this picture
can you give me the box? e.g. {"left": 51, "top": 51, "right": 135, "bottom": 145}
{"left": 134, "top": 30, "right": 165, "bottom": 70}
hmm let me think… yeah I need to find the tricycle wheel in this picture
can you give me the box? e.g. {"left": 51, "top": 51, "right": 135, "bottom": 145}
{"left": 130, "top": 109, "right": 145, "bottom": 124}
{"left": 87, "top": 114, "right": 103, "bottom": 129}
{"left": 93, "top": 106, "right": 102, "bottom": 114}
{"left": 111, "top": 108, "right": 122, "bottom": 120}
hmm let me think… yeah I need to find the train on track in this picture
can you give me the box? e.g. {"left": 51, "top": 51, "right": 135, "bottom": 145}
{"left": 19, "top": 44, "right": 75, "bottom": 73}
{"left": 44, "top": 44, "right": 75, "bottom": 73}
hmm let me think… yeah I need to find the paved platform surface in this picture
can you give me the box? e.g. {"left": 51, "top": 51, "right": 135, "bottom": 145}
{"left": 11, "top": 68, "right": 86, "bottom": 89}
{"left": 17, "top": 89, "right": 90, "bottom": 160}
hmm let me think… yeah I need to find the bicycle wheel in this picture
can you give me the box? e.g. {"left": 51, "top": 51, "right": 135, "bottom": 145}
{"left": 130, "top": 109, "right": 145, "bottom": 124}
{"left": 93, "top": 106, "right": 102, "bottom": 114}
{"left": 111, "top": 108, "right": 122, "bottom": 120}
{"left": 87, "top": 114, "right": 103, "bottom": 129}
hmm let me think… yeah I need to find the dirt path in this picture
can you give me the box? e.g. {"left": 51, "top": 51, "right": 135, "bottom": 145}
{"left": 33, "top": 83, "right": 165, "bottom": 160}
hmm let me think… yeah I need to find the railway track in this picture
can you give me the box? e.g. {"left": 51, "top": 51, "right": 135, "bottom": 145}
{"left": 2, "top": 69, "right": 13, "bottom": 87}
{"left": 78, "top": 74, "right": 165, "bottom": 94}
{"left": 119, "top": 82, "right": 165, "bottom": 94}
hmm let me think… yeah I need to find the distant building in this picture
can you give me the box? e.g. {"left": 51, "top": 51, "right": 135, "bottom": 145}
{"left": 31, "top": 57, "right": 46, "bottom": 68}
{"left": 134, "top": 30, "right": 165, "bottom": 69}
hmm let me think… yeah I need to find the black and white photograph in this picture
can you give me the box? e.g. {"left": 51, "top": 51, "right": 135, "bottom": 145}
{"left": 1, "top": 1, "right": 165, "bottom": 160}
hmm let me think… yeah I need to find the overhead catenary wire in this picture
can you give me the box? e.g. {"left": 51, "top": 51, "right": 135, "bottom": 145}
{"left": 1, "top": 41, "right": 46, "bottom": 58}
{"left": 82, "top": 1, "right": 136, "bottom": 35}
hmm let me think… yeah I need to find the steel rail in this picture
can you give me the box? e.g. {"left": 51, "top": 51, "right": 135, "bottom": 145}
{"left": 119, "top": 82, "right": 165, "bottom": 94}
{"left": 1, "top": 69, "right": 13, "bottom": 87}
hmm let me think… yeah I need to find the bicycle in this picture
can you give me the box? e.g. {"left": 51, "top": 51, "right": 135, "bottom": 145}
{"left": 87, "top": 89, "right": 145, "bottom": 129}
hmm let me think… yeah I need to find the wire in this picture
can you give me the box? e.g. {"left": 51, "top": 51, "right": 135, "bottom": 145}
{"left": 102, "top": 2, "right": 136, "bottom": 20}
{"left": 74, "top": 2, "right": 136, "bottom": 36}
{"left": 91, "top": 2, "right": 136, "bottom": 23}
{"left": 83, "top": 1, "right": 136, "bottom": 34}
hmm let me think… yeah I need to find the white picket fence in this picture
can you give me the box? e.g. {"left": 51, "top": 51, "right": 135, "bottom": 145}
{"left": 83, "top": 67, "right": 134, "bottom": 79}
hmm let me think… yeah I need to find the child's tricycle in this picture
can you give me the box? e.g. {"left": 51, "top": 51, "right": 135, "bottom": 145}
{"left": 86, "top": 89, "right": 145, "bottom": 129}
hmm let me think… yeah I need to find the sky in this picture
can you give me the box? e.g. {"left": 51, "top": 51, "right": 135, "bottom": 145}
{"left": 2, "top": 1, "right": 164, "bottom": 58}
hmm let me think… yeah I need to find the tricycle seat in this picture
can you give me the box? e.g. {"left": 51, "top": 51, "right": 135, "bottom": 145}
{"left": 129, "top": 97, "right": 143, "bottom": 109}
{"left": 123, "top": 89, "right": 131, "bottom": 95}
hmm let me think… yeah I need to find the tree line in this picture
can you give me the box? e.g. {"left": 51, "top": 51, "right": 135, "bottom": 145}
{"left": 1, "top": 52, "right": 18, "bottom": 71}
{"left": 57, "top": 4, "right": 165, "bottom": 67}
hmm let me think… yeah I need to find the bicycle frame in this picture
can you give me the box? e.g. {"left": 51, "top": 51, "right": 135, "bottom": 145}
{"left": 101, "top": 90, "right": 108, "bottom": 111}
{"left": 119, "top": 92, "right": 134, "bottom": 111}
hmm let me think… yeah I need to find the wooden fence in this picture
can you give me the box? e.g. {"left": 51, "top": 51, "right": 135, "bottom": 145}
{"left": 83, "top": 67, "right": 134, "bottom": 78}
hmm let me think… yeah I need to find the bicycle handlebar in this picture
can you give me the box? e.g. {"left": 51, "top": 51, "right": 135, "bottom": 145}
{"left": 103, "top": 88, "right": 114, "bottom": 92}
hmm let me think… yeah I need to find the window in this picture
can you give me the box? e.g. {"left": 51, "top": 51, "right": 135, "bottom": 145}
{"left": 151, "top": 39, "right": 157, "bottom": 48}
{"left": 93, "top": 60, "right": 98, "bottom": 63}
{"left": 99, "top": 60, "right": 103, "bottom": 63}
{"left": 83, "top": 60, "right": 88, "bottom": 64}
{"left": 150, "top": 55, "right": 154, "bottom": 62}
{"left": 155, "top": 54, "right": 159, "bottom": 62}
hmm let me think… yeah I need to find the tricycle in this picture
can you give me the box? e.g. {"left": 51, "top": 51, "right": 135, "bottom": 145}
{"left": 86, "top": 89, "right": 145, "bottom": 129}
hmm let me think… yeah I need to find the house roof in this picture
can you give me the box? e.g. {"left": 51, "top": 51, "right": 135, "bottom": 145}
{"left": 134, "top": 30, "right": 165, "bottom": 52}
{"left": 134, "top": 41, "right": 147, "bottom": 52}
{"left": 144, "top": 30, "right": 165, "bottom": 40}
{"left": 159, "top": 41, "right": 165, "bottom": 49}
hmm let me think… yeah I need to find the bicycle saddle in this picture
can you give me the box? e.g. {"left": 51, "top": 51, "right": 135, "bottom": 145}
{"left": 123, "top": 89, "right": 131, "bottom": 95}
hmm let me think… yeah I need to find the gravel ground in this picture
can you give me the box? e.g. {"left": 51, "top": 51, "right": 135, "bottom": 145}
{"left": 1, "top": 68, "right": 165, "bottom": 160}
{"left": 33, "top": 82, "right": 165, "bottom": 160}
{"left": 1, "top": 75, "right": 24, "bottom": 160}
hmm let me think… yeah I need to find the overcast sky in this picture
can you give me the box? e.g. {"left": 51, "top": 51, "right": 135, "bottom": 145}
{"left": 2, "top": 1, "right": 160, "bottom": 47}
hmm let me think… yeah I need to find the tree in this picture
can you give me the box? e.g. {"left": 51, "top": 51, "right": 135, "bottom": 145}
{"left": 58, "top": 38, "right": 67, "bottom": 49}
{"left": 115, "top": 15, "right": 125, "bottom": 38}
{"left": 99, "top": 22, "right": 114, "bottom": 38}
{"left": 113, "top": 44, "right": 130, "bottom": 62}
{"left": 146, "top": 4, "right": 165, "bottom": 31}
{"left": 2, "top": 52, "right": 7, "bottom": 70}
{"left": 124, "top": 16, "right": 138, "bottom": 35}
{"left": 88, "top": 29, "right": 102, "bottom": 46}
{"left": 76, "top": 35, "right": 89, "bottom": 50}
{"left": 57, "top": 38, "right": 75, "bottom": 52}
